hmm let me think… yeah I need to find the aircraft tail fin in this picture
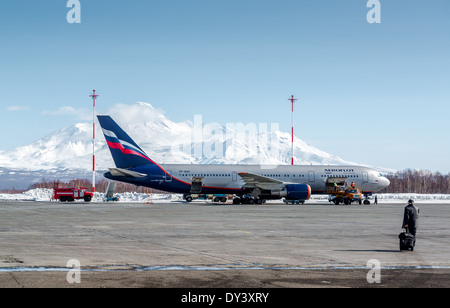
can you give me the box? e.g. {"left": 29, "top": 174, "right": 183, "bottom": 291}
{"left": 97, "top": 115, "right": 156, "bottom": 168}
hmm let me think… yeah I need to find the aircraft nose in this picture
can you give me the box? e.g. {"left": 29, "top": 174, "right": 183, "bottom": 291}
{"left": 382, "top": 177, "right": 390, "bottom": 188}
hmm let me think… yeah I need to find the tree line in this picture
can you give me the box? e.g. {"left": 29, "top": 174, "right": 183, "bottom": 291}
{"left": 28, "top": 178, "right": 168, "bottom": 194}
{"left": 380, "top": 169, "right": 450, "bottom": 194}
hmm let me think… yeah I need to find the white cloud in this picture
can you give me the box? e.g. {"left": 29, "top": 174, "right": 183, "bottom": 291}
{"left": 7, "top": 106, "right": 30, "bottom": 111}
{"left": 41, "top": 106, "right": 91, "bottom": 121}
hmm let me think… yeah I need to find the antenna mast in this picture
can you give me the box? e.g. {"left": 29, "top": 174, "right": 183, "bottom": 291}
{"left": 89, "top": 90, "right": 99, "bottom": 193}
{"left": 288, "top": 95, "right": 297, "bottom": 166}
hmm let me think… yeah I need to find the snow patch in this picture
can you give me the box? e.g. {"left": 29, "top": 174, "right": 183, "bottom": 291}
{"left": 1, "top": 189, "right": 449, "bottom": 204}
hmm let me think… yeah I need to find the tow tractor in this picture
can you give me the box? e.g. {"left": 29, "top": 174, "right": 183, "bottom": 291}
{"left": 326, "top": 178, "right": 364, "bottom": 205}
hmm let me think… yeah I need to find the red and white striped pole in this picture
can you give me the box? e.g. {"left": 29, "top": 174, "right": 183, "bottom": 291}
{"left": 89, "top": 90, "right": 99, "bottom": 193}
{"left": 288, "top": 95, "right": 297, "bottom": 165}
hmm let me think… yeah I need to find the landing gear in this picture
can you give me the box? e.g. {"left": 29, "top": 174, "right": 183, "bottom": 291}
{"left": 283, "top": 199, "right": 305, "bottom": 205}
{"left": 363, "top": 193, "right": 372, "bottom": 205}
{"left": 213, "top": 196, "right": 227, "bottom": 203}
{"left": 232, "top": 196, "right": 266, "bottom": 205}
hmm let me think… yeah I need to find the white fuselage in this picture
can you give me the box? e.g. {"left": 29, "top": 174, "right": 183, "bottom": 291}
{"left": 160, "top": 164, "right": 390, "bottom": 194}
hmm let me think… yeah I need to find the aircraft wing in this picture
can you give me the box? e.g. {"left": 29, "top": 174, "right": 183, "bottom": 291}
{"left": 109, "top": 168, "right": 147, "bottom": 178}
{"left": 238, "top": 172, "right": 284, "bottom": 190}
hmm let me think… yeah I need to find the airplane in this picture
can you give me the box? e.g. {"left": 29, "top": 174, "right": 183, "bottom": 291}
{"left": 97, "top": 115, "right": 390, "bottom": 204}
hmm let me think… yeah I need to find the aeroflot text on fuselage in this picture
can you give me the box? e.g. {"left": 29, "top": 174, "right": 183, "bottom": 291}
{"left": 324, "top": 169, "right": 355, "bottom": 173}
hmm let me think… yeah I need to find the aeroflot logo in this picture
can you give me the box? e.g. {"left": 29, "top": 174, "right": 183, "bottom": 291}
{"left": 324, "top": 169, "right": 355, "bottom": 174}
{"left": 102, "top": 128, "right": 150, "bottom": 161}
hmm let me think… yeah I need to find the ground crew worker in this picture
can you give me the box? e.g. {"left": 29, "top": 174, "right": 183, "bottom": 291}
{"left": 403, "top": 199, "right": 420, "bottom": 237}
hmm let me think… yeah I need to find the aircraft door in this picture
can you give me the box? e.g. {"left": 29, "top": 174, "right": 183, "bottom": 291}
{"left": 308, "top": 171, "right": 315, "bottom": 182}
{"left": 362, "top": 172, "right": 368, "bottom": 184}
{"left": 190, "top": 177, "right": 203, "bottom": 194}
{"left": 232, "top": 171, "right": 237, "bottom": 181}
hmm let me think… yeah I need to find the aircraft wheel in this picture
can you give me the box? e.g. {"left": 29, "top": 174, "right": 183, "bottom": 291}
{"left": 185, "top": 196, "right": 193, "bottom": 202}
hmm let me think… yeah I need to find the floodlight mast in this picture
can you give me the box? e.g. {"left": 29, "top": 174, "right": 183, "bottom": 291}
{"left": 288, "top": 95, "right": 297, "bottom": 166}
{"left": 89, "top": 90, "right": 99, "bottom": 193}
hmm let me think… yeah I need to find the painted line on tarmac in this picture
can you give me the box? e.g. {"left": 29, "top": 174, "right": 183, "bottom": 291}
{"left": 1, "top": 265, "right": 450, "bottom": 272}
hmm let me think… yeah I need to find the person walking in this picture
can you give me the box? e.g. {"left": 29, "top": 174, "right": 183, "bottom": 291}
{"left": 403, "top": 199, "right": 420, "bottom": 237}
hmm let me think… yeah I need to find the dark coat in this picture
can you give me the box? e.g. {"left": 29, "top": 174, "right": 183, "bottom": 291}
{"left": 403, "top": 204, "right": 420, "bottom": 229}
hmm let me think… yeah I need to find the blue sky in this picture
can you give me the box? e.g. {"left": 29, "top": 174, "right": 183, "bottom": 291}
{"left": 1, "top": 0, "right": 449, "bottom": 173}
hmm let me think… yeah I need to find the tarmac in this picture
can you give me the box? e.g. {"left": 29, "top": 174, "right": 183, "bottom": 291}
{"left": 0, "top": 200, "right": 449, "bottom": 288}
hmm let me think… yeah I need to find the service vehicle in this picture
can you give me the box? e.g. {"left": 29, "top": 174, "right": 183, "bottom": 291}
{"left": 53, "top": 187, "right": 94, "bottom": 202}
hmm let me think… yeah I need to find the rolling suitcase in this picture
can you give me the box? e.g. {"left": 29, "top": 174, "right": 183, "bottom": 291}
{"left": 398, "top": 229, "right": 415, "bottom": 251}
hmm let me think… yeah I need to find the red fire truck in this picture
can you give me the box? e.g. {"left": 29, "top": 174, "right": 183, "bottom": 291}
{"left": 53, "top": 187, "right": 94, "bottom": 202}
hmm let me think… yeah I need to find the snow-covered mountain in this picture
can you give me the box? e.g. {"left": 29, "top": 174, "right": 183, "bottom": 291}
{"left": 0, "top": 102, "right": 358, "bottom": 188}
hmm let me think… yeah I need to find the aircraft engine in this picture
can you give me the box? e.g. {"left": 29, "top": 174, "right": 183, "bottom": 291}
{"left": 284, "top": 184, "right": 311, "bottom": 200}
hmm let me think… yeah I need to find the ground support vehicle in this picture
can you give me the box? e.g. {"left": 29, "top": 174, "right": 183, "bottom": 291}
{"left": 53, "top": 187, "right": 94, "bottom": 202}
{"left": 183, "top": 194, "right": 230, "bottom": 203}
{"left": 328, "top": 186, "right": 363, "bottom": 205}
